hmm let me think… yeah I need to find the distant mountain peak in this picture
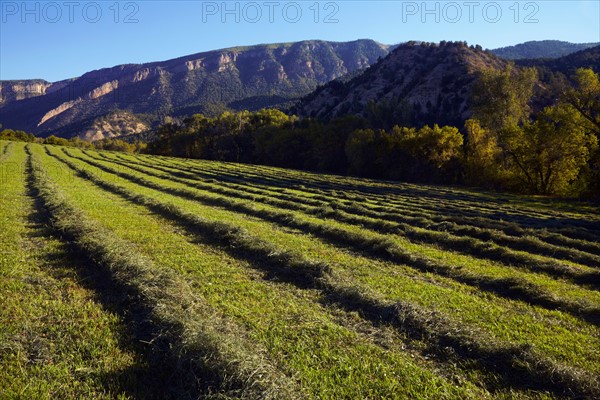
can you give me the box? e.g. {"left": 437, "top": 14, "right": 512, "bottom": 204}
{"left": 490, "top": 40, "right": 600, "bottom": 60}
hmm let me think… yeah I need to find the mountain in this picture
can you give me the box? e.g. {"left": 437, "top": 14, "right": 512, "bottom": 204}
{"left": 516, "top": 45, "right": 600, "bottom": 74}
{"left": 293, "top": 41, "right": 506, "bottom": 128}
{"left": 0, "top": 39, "right": 390, "bottom": 138}
{"left": 490, "top": 40, "right": 600, "bottom": 60}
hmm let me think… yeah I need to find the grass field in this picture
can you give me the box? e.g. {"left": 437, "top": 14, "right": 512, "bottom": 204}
{"left": 1, "top": 139, "right": 599, "bottom": 399}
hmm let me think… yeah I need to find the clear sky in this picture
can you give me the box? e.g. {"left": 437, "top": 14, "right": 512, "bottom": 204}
{"left": 1, "top": 0, "right": 599, "bottom": 81}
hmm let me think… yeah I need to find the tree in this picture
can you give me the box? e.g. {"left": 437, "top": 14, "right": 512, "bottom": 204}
{"left": 389, "top": 124, "right": 463, "bottom": 182}
{"left": 291, "top": 117, "right": 354, "bottom": 173}
{"left": 44, "top": 135, "right": 71, "bottom": 146}
{"left": 0, "top": 129, "right": 36, "bottom": 142}
{"left": 69, "top": 137, "right": 93, "bottom": 149}
{"left": 248, "top": 108, "right": 294, "bottom": 131}
{"left": 561, "top": 69, "right": 600, "bottom": 197}
{"left": 503, "top": 105, "right": 596, "bottom": 195}
{"left": 344, "top": 128, "right": 381, "bottom": 176}
{"left": 94, "top": 138, "right": 136, "bottom": 153}
{"left": 564, "top": 68, "right": 600, "bottom": 136}
{"left": 471, "top": 64, "right": 538, "bottom": 132}
{"left": 364, "top": 96, "right": 413, "bottom": 130}
{"left": 463, "top": 119, "right": 502, "bottom": 186}
{"left": 253, "top": 126, "right": 309, "bottom": 169}
{"left": 415, "top": 124, "right": 464, "bottom": 169}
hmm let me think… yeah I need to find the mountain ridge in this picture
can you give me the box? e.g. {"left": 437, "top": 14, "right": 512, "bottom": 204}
{"left": 2, "top": 39, "right": 598, "bottom": 139}
{"left": 5, "top": 39, "right": 590, "bottom": 84}
{"left": 515, "top": 44, "right": 600, "bottom": 74}
{"left": 490, "top": 40, "right": 600, "bottom": 60}
{"left": 0, "top": 39, "right": 389, "bottom": 138}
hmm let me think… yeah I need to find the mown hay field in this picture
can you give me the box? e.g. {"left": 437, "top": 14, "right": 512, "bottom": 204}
{"left": 1, "top": 140, "right": 599, "bottom": 399}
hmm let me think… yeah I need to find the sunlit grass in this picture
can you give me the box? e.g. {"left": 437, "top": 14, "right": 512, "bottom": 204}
{"left": 3, "top": 139, "right": 598, "bottom": 399}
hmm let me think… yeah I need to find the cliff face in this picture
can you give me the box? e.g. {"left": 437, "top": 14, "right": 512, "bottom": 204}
{"left": 80, "top": 111, "right": 150, "bottom": 141}
{"left": 0, "top": 79, "right": 77, "bottom": 104}
{"left": 294, "top": 42, "right": 507, "bottom": 127}
{"left": 0, "top": 80, "right": 52, "bottom": 103}
{"left": 0, "top": 40, "right": 389, "bottom": 138}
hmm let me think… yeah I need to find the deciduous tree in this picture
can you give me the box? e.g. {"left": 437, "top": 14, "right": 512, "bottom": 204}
{"left": 463, "top": 119, "right": 502, "bottom": 186}
{"left": 471, "top": 64, "right": 538, "bottom": 132}
{"left": 503, "top": 105, "right": 596, "bottom": 195}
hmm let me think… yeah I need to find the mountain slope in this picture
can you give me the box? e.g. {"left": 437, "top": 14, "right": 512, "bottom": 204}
{"left": 516, "top": 45, "right": 600, "bottom": 74}
{"left": 491, "top": 40, "right": 599, "bottom": 60}
{"left": 293, "top": 41, "right": 507, "bottom": 127}
{"left": 0, "top": 40, "right": 389, "bottom": 138}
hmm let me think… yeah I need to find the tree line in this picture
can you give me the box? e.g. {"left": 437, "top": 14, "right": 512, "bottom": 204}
{"left": 0, "top": 129, "right": 147, "bottom": 153}
{"left": 147, "top": 109, "right": 465, "bottom": 183}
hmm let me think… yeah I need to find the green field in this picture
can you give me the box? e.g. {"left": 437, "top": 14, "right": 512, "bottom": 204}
{"left": 1, "top": 140, "right": 599, "bottom": 399}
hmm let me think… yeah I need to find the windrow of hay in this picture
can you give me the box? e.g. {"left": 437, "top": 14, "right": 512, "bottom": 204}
{"left": 111, "top": 150, "right": 600, "bottom": 243}
{"left": 86, "top": 149, "right": 600, "bottom": 270}
{"left": 57, "top": 148, "right": 600, "bottom": 323}
{"left": 51, "top": 146, "right": 600, "bottom": 399}
{"left": 0, "top": 141, "right": 15, "bottom": 161}
{"left": 27, "top": 145, "right": 305, "bottom": 400}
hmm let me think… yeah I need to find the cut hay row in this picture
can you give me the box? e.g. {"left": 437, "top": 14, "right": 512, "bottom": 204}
{"left": 27, "top": 144, "right": 302, "bottom": 399}
{"left": 74, "top": 150, "right": 600, "bottom": 292}
{"left": 36, "top": 146, "right": 493, "bottom": 399}
{"left": 99, "top": 151, "right": 600, "bottom": 268}
{"left": 48, "top": 144, "right": 600, "bottom": 398}
{"left": 6, "top": 140, "right": 599, "bottom": 398}
{"left": 113, "top": 150, "right": 600, "bottom": 232}
{"left": 56, "top": 148, "right": 600, "bottom": 324}
{"left": 51, "top": 148, "right": 600, "bottom": 376}
{"left": 62, "top": 149, "right": 600, "bottom": 306}
{"left": 100, "top": 151, "right": 600, "bottom": 257}
{"left": 131, "top": 151, "right": 599, "bottom": 227}
{"left": 0, "top": 142, "right": 143, "bottom": 399}
{"left": 0, "top": 140, "right": 14, "bottom": 161}
{"left": 189, "top": 159, "right": 600, "bottom": 235}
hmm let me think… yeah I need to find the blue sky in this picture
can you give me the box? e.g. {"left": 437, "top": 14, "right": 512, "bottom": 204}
{"left": 1, "top": 1, "right": 599, "bottom": 81}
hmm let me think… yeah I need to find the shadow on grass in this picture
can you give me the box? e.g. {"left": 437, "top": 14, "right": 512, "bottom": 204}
{"left": 107, "top": 150, "right": 600, "bottom": 233}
